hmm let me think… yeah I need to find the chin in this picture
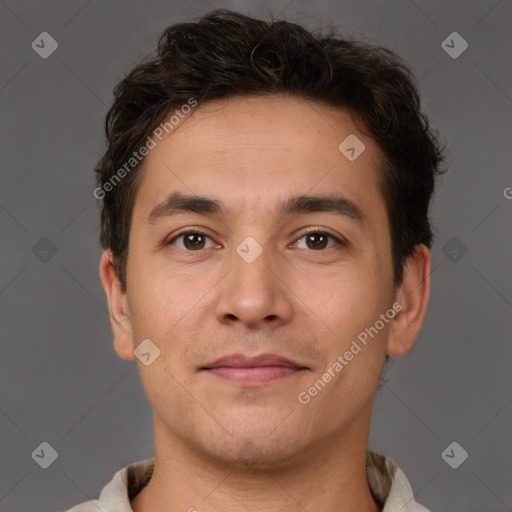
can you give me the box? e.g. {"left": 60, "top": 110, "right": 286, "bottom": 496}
{"left": 193, "top": 419, "right": 311, "bottom": 470}
{"left": 206, "top": 438, "right": 303, "bottom": 470}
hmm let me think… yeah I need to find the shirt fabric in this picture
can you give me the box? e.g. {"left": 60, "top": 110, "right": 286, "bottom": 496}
{"left": 63, "top": 449, "right": 430, "bottom": 512}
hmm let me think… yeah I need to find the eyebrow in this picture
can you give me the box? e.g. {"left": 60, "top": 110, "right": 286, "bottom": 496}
{"left": 147, "top": 191, "right": 367, "bottom": 226}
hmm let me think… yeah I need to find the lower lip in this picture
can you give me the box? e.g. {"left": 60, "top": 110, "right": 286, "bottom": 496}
{"left": 204, "top": 366, "right": 305, "bottom": 384}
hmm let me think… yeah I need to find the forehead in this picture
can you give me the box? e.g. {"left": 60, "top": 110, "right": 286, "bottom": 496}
{"left": 131, "top": 95, "right": 387, "bottom": 227}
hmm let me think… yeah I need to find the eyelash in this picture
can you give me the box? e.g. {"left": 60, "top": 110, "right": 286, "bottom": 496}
{"left": 167, "top": 228, "right": 347, "bottom": 252}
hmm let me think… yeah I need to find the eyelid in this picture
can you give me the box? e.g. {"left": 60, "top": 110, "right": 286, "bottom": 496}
{"left": 294, "top": 227, "right": 348, "bottom": 246}
{"left": 167, "top": 227, "right": 348, "bottom": 250}
{"left": 166, "top": 227, "right": 219, "bottom": 248}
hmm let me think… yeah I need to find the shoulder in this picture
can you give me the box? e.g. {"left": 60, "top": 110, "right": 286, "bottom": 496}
{"left": 60, "top": 501, "right": 102, "bottom": 512}
{"left": 367, "top": 449, "right": 432, "bottom": 512}
{"left": 59, "top": 458, "right": 154, "bottom": 512}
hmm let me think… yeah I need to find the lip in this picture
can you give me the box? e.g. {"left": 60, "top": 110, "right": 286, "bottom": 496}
{"left": 201, "top": 353, "right": 309, "bottom": 385}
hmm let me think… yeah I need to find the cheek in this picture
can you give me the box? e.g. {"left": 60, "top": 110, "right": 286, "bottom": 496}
{"left": 127, "top": 244, "right": 175, "bottom": 309}
{"left": 316, "top": 265, "right": 381, "bottom": 322}
{"left": 307, "top": 262, "right": 391, "bottom": 363}
{"left": 126, "top": 260, "right": 210, "bottom": 365}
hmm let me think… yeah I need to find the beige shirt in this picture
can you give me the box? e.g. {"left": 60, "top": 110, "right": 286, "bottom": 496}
{"left": 64, "top": 449, "right": 431, "bottom": 511}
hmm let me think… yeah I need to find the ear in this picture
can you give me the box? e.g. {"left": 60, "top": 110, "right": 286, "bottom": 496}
{"left": 99, "top": 250, "right": 135, "bottom": 361}
{"left": 387, "top": 244, "right": 431, "bottom": 357}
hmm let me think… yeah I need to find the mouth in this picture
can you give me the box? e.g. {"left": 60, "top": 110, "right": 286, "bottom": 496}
{"left": 201, "top": 353, "right": 309, "bottom": 385}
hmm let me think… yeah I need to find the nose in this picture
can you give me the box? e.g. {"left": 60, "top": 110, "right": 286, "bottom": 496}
{"left": 214, "top": 240, "right": 294, "bottom": 330}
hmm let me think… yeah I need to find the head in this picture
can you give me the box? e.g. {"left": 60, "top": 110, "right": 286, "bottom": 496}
{"left": 98, "top": 10, "right": 445, "bottom": 467}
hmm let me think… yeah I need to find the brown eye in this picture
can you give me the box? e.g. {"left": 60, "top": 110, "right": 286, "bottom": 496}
{"left": 169, "top": 231, "right": 215, "bottom": 251}
{"left": 293, "top": 230, "right": 343, "bottom": 251}
{"left": 305, "top": 232, "right": 329, "bottom": 250}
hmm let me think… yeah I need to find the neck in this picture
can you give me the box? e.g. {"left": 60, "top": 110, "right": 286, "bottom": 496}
{"left": 131, "top": 406, "right": 381, "bottom": 512}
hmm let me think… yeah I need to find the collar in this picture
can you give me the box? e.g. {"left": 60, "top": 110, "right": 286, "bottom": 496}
{"left": 86, "top": 449, "right": 430, "bottom": 511}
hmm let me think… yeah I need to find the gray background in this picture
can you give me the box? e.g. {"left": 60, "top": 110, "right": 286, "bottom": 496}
{"left": 0, "top": 1, "right": 511, "bottom": 511}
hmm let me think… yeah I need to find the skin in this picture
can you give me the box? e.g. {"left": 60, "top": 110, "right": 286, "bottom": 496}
{"left": 99, "top": 95, "right": 430, "bottom": 512}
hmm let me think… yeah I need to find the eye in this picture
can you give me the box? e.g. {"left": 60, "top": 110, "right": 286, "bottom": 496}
{"left": 168, "top": 230, "right": 218, "bottom": 251}
{"left": 292, "top": 229, "right": 345, "bottom": 251}
{"left": 167, "top": 228, "right": 346, "bottom": 252}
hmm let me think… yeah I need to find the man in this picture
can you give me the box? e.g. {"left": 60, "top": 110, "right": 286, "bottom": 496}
{"left": 67, "top": 8, "right": 445, "bottom": 512}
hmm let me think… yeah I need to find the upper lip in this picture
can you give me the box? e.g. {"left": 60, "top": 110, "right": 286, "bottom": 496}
{"left": 202, "top": 353, "right": 307, "bottom": 369}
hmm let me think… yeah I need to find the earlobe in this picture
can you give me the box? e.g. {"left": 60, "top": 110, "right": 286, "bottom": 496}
{"left": 99, "top": 250, "right": 135, "bottom": 361}
{"left": 387, "top": 244, "right": 431, "bottom": 357}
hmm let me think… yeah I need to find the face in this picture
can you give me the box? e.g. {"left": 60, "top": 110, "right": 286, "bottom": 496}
{"left": 102, "top": 95, "right": 425, "bottom": 469}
